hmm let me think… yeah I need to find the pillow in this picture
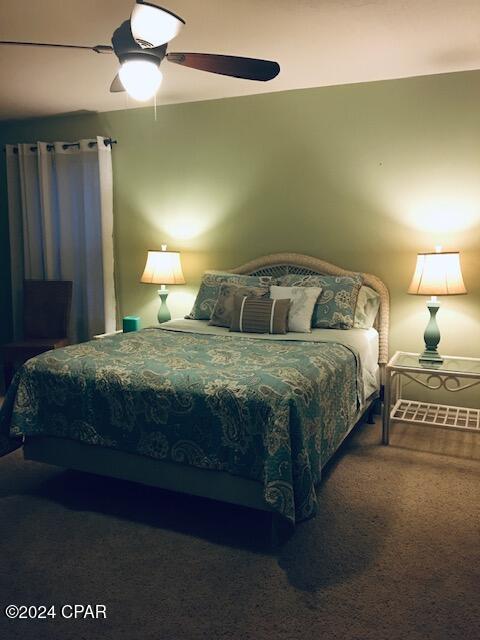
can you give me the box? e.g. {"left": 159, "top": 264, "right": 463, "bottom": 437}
{"left": 230, "top": 295, "right": 291, "bottom": 334}
{"left": 270, "top": 285, "right": 322, "bottom": 333}
{"left": 208, "top": 283, "right": 269, "bottom": 328}
{"left": 354, "top": 286, "right": 380, "bottom": 329}
{"left": 186, "top": 271, "right": 274, "bottom": 320}
{"left": 280, "top": 274, "right": 363, "bottom": 329}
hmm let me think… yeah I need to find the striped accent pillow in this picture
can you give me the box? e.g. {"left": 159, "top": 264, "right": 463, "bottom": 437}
{"left": 230, "top": 295, "right": 291, "bottom": 334}
{"left": 208, "top": 283, "right": 269, "bottom": 328}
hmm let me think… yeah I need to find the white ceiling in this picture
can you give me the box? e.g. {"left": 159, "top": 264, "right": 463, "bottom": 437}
{"left": 1, "top": 0, "right": 480, "bottom": 120}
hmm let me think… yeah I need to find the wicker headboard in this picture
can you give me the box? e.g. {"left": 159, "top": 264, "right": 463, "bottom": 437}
{"left": 230, "top": 252, "right": 390, "bottom": 366}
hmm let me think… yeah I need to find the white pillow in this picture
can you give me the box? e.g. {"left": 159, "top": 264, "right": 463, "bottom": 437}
{"left": 270, "top": 285, "right": 322, "bottom": 333}
{"left": 354, "top": 286, "right": 380, "bottom": 329}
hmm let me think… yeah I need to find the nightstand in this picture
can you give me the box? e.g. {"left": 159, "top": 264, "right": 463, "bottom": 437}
{"left": 382, "top": 351, "right": 480, "bottom": 445}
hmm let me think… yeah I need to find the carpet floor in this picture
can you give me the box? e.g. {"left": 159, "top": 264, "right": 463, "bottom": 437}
{"left": 0, "top": 417, "right": 479, "bottom": 640}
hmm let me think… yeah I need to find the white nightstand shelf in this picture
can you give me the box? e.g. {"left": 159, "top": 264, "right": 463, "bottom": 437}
{"left": 383, "top": 351, "right": 480, "bottom": 444}
{"left": 390, "top": 399, "right": 480, "bottom": 433}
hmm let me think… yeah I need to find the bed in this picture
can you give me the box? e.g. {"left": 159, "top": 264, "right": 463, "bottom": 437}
{"left": 0, "top": 253, "right": 389, "bottom": 527}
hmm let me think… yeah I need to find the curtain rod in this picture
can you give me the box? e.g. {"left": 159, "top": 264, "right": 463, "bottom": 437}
{"left": 6, "top": 138, "right": 117, "bottom": 154}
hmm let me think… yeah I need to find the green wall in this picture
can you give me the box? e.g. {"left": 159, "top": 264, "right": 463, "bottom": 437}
{"left": 1, "top": 70, "right": 479, "bottom": 364}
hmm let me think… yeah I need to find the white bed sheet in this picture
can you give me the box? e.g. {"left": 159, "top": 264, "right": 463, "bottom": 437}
{"left": 159, "top": 319, "right": 380, "bottom": 400}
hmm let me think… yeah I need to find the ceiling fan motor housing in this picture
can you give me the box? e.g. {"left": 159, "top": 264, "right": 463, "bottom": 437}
{"left": 112, "top": 20, "right": 167, "bottom": 65}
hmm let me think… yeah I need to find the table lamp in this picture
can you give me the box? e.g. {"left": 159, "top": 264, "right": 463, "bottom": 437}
{"left": 408, "top": 246, "right": 467, "bottom": 365}
{"left": 140, "top": 245, "right": 185, "bottom": 323}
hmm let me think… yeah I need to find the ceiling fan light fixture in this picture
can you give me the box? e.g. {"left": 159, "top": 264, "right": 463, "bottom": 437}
{"left": 131, "top": 2, "right": 185, "bottom": 48}
{"left": 118, "top": 58, "right": 163, "bottom": 101}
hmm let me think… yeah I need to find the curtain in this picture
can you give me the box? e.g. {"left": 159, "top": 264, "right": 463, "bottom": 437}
{"left": 6, "top": 137, "right": 116, "bottom": 343}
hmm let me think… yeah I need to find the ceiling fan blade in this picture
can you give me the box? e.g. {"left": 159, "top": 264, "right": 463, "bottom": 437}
{"left": 110, "top": 74, "right": 125, "bottom": 93}
{"left": 166, "top": 53, "right": 280, "bottom": 81}
{"left": 0, "top": 40, "right": 112, "bottom": 53}
{"left": 131, "top": 2, "right": 185, "bottom": 48}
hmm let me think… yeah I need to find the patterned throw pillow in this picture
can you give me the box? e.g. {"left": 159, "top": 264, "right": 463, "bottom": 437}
{"left": 208, "top": 283, "right": 269, "bottom": 328}
{"left": 354, "top": 286, "right": 380, "bottom": 329}
{"left": 280, "top": 274, "right": 363, "bottom": 329}
{"left": 230, "top": 295, "right": 291, "bottom": 334}
{"left": 269, "top": 285, "right": 321, "bottom": 333}
{"left": 186, "top": 271, "right": 274, "bottom": 320}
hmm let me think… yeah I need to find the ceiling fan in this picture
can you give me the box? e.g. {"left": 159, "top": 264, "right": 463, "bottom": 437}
{"left": 0, "top": 1, "right": 281, "bottom": 102}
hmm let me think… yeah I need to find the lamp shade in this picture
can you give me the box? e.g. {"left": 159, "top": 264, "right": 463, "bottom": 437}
{"left": 408, "top": 251, "right": 467, "bottom": 296}
{"left": 131, "top": 2, "right": 185, "bottom": 49}
{"left": 140, "top": 246, "right": 185, "bottom": 285}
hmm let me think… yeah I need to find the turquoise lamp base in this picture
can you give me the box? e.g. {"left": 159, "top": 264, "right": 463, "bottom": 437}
{"left": 419, "top": 299, "right": 443, "bottom": 366}
{"left": 419, "top": 349, "right": 444, "bottom": 366}
{"left": 157, "top": 288, "right": 171, "bottom": 324}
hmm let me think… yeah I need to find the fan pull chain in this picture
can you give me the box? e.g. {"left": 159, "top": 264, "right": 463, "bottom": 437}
{"left": 154, "top": 93, "right": 157, "bottom": 121}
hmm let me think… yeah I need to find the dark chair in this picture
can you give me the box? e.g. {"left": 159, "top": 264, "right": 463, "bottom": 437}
{"left": 1, "top": 280, "right": 72, "bottom": 389}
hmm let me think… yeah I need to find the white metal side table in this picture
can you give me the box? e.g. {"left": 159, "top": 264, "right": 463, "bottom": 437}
{"left": 382, "top": 351, "right": 480, "bottom": 445}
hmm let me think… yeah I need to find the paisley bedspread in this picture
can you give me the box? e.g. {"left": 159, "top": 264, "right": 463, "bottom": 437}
{"left": 0, "top": 328, "right": 364, "bottom": 524}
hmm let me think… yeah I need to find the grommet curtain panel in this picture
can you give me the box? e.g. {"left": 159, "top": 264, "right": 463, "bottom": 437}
{"left": 6, "top": 137, "right": 116, "bottom": 343}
